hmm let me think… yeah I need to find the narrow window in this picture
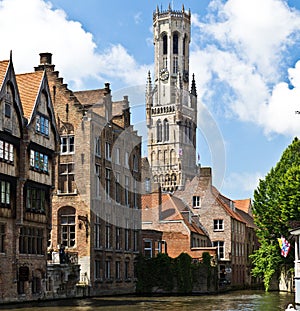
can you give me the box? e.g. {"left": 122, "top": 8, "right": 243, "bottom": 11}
{"left": 94, "top": 215, "right": 101, "bottom": 249}
{"left": 163, "top": 119, "right": 169, "bottom": 141}
{"left": 173, "top": 33, "right": 178, "bottom": 54}
{"left": 59, "top": 207, "right": 76, "bottom": 248}
{"left": 156, "top": 120, "right": 162, "bottom": 142}
{"left": 163, "top": 34, "right": 168, "bottom": 55}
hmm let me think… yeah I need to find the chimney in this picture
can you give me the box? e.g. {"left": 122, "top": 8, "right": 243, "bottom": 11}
{"left": 35, "top": 52, "right": 55, "bottom": 72}
{"left": 40, "top": 52, "right": 52, "bottom": 65}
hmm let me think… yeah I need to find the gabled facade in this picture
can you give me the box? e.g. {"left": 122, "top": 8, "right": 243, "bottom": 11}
{"left": 0, "top": 54, "right": 59, "bottom": 303}
{"left": 34, "top": 53, "right": 142, "bottom": 296}
{"left": 141, "top": 185, "right": 216, "bottom": 261}
{"left": 174, "top": 167, "right": 257, "bottom": 287}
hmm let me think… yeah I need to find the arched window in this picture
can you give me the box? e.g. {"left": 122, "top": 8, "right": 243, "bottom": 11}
{"left": 173, "top": 33, "right": 178, "bottom": 54}
{"left": 163, "top": 34, "right": 168, "bottom": 55}
{"left": 170, "top": 149, "right": 176, "bottom": 166}
{"left": 58, "top": 206, "right": 76, "bottom": 248}
{"left": 183, "top": 35, "right": 186, "bottom": 56}
{"left": 163, "top": 119, "right": 169, "bottom": 141}
{"left": 151, "top": 151, "right": 155, "bottom": 166}
{"left": 164, "top": 150, "right": 169, "bottom": 165}
{"left": 188, "top": 121, "right": 192, "bottom": 141}
{"left": 156, "top": 120, "right": 162, "bottom": 142}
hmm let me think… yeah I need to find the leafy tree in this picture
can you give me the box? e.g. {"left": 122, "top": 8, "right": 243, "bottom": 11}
{"left": 251, "top": 137, "right": 300, "bottom": 290}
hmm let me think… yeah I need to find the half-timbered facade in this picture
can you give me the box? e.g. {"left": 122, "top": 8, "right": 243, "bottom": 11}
{"left": 0, "top": 53, "right": 59, "bottom": 303}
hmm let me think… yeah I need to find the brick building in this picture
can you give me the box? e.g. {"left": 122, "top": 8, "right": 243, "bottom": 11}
{"left": 0, "top": 53, "right": 59, "bottom": 303}
{"left": 34, "top": 53, "right": 142, "bottom": 296}
{"left": 174, "top": 167, "right": 257, "bottom": 287}
{"left": 141, "top": 185, "right": 217, "bottom": 261}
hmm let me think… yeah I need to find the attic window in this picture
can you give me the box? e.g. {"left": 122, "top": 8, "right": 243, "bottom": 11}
{"left": 4, "top": 93, "right": 11, "bottom": 118}
{"left": 192, "top": 196, "right": 201, "bottom": 208}
{"left": 36, "top": 114, "right": 49, "bottom": 136}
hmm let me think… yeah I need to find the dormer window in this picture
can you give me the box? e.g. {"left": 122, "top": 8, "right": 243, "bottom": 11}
{"left": 36, "top": 114, "right": 49, "bottom": 136}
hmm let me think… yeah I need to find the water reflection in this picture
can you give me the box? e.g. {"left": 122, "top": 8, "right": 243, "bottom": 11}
{"left": 0, "top": 290, "right": 295, "bottom": 311}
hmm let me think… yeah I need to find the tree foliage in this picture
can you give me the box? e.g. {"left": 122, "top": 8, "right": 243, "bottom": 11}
{"left": 251, "top": 137, "right": 300, "bottom": 290}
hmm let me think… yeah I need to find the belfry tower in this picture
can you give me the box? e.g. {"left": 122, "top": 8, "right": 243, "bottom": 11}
{"left": 146, "top": 4, "right": 197, "bottom": 192}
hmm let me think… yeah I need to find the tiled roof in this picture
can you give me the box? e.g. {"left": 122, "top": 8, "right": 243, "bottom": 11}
{"left": 16, "top": 71, "right": 44, "bottom": 119}
{"left": 234, "top": 199, "right": 251, "bottom": 213}
{"left": 212, "top": 186, "right": 246, "bottom": 223}
{"left": 0, "top": 60, "right": 9, "bottom": 90}
{"left": 74, "top": 89, "right": 106, "bottom": 105}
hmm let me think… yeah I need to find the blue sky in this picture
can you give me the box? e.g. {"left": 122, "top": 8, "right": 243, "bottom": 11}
{"left": 0, "top": 0, "right": 300, "bottom": 200}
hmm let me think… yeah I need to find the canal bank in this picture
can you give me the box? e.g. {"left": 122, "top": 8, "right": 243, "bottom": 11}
{"left": 0, "top": 290, "right": 295, "bottom": 311}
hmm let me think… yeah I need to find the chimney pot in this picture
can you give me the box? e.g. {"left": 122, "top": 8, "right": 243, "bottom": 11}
{"left": 40, "top": 52, "right": 52, "bottom": 65}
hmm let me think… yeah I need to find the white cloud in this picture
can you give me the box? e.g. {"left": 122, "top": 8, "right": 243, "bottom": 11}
{"left": 0, "top": 0, "right": 149, "bottom": 90}
{"left": 134, "top": 12, "right": 142, "bottom": 24}
{"left": 191, "top": 0, "right": 300, "bottom": 137}
{"left": 223, "top": 171, "right": 263, "bottom": 198}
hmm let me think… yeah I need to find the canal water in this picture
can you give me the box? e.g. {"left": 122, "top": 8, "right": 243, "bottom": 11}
{"left": 0, "top": 290, "right": 295, "bottom": 311}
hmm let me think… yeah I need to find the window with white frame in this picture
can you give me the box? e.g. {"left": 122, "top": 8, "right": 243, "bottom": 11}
{"left": 105, "top": 142, "right": 111, "bottom": 160}
{"left": 115, "top": 147, "right": 120, "bottom": 165}
{"left": 144, "top": 239, "right": 152, "bottom": 258}
{"left": 0, "top": 140, "right": 14, "bottom": 162}
{"left": 125, "top": 151, "right": 129, "bottom": 168}
{"left": 95, "top": 137, "right": 101, "bottom": 157}
{"left": 61, "top": 135, "right": 74, "bottom": 154}
{"left": 192, "top": 196, "right": 201, "bottom": 208}
{"left": 59, "top": 163, "right": 74, "bottom": 193}
{"left": 116, "top": 227, "right": 121, "bottom": 250}
{"left": 213, "top": 241, "right": 225, "bottom": 259}
{"left": 60, "top": 208, "right": 76, "bottom": 248}
{"left": 214, "top": 219, "right": 224, "bottom": 231}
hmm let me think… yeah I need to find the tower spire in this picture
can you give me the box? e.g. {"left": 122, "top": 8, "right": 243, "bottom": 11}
{"left": 191, "top": 73, "right": 197, "bottom": 97}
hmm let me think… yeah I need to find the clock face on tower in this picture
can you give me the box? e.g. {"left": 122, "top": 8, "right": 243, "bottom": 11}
{"left": 160, "top": 68, "right": 169, "bottom": 81}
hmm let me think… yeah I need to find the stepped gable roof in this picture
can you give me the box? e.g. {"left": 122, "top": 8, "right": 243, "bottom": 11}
{"left": 74, "top": 89, "right": 106, "bottom": 106}
{"left": 212, "top": 186, "right": 245, "bottom": 223}
{"left": 0, "top": 60, "right": 9, "bottom": 89}
{"left": 16, "top": 71, "right": 44, "bottom": 119}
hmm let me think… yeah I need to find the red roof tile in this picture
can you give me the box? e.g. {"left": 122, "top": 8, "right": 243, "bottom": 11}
{"left": 16, "top": 71, "right": 44, "bottom": 119}
{"left": 0, "top": 60, "right": 9, "bottom": 90}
